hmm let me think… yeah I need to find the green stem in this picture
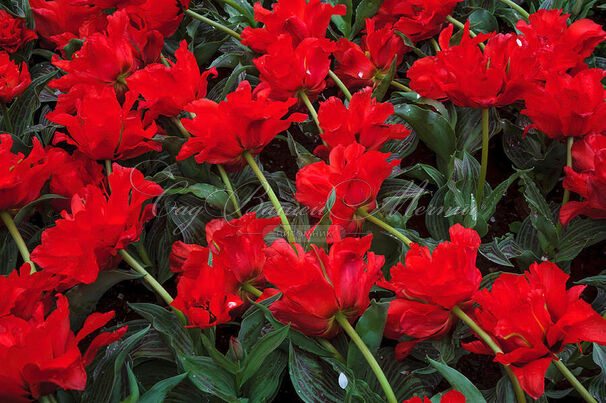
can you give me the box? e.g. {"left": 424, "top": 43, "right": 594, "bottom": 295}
{"left": 39, "top": 395, "right": 56, "bottom": 403}
{"left": 0, "top": 211, "right": 36, "bottom": 273}
{"left": 172, "top": 116, "right": 191, "bottom": 138}
{"left": 217, "top": 164, "right": 242, "bottom": 217}
{"left": 445, "top": 15, "right": 485, "bottom": 50}
{"left": 335, "top": 312, "right": 397, "bottom": 403}
{"left": 298, "top": 90, "right": 322, "bottom": 133}
{"left": 119, "top": 249, "right": 187, "bottom": 323}
{"left": 319, "top": 338, "right": 346, "bottom": 364}
{"left": 213, "top": 0, "right": 257, "bottom": 27}
{"left": 553, "top": 359, "right": 597, "bottom": 403}
{"left": 1, "top": 103, "right": 12, "bottom": 133}
{"left": 390, "top": 80, "right": 412, "bottom": 92}
{"left": 328, "top": 70, "right": 352, "bottom": 101}
{"left": 105, "top": 159, "right": 112, "bottom": 175}
{"left": 452, "top": 306, "right": 527, "bottom": 403}
{"left": 356, "top": 208, "right": 411, "bottom": 246}
{"left": 498, "top": 0, "right": 530, "bottom": 20}
{"left": 430, "top": 38, "right": 441, "bottom": 53}
{"left": 557, "top": 137, "right": 574, "bottom": 234}
{"left": 243, "top": 151, "right": 296, "bottom": 244}
{"left": 241, "top": 282, "right": 263, "bottom": 298}
{"left": 477, "top": 108, "right": 489, "bottom": 203}
{"left": 185, "top": 9, "right": 242, "bottom": 40}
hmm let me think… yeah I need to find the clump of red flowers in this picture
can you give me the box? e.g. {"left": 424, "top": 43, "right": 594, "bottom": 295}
{"left": 0, "top": 51, "right": 31, "bottom": 104}
{"left": 380, "top": 224, "right": 482, "bottom": 358}
{"left": 31, "top": 164, "right": 163, "bottom": 285}
{"left": 466, "top": 261, "right": 606, "bottom": 399}
{"left": 263, "top": 235, "right": 383, "bottom": 337}
{"left": 0, "top": 10, "right": 37, "bottom": 53}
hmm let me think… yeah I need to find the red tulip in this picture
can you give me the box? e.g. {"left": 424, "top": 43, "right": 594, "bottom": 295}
{"left": 0, "top": 291, "right": 126, "bottom": 402}
{"left": 379, "top": 224, "right": 482, "bottom": 359}
{"left": 124, "top": 0, "right": 190, "bottom": 38}
{"left": 334, "top": 20, "right": 408, "bottom": 90}
{"left": 170, "top": 243, "right": 243, "bottom": 329}
{"left": 206, "top": 212, "right": 280, "bottom": 292}
{"left": 408, "top": 23, "right": 532, "bottom": 108}
{"left": 0, "top": 134, "right": 51, "bottom": 210}
{"left": 296, "top": 143, "right": 399, "bottom": 242}
{"left": 516, "top": 9, "right": 606, "bottom": 80}
{"left": 560, "top": 133, "right": 606, "bottom": 225}
{"left": 372, "top": 0, "right": 463, "bottom": 43}
{"left": 49, "top": 10, "right": 163, "bottom": 95}
{"left": 47, "top": 86, "right": 161, "bottom": 161}
{"left": 465, "top": 261, "right": 606, "bottom": 399}
{"left": 127, "top": 40, "right": 217, "bottom": 120}
{"left": 263, "top": 235, "right": 384, "bottom": 338}
{"left": 315, "top": 87, "right": 410, "bottom": 156}
{"left": 253, "top": 35, "right": 334, "bottom": 101}
{"left": 241, "top": 0, "right": 346, "bottom": 53}
{"left": 521, "top": 69, "right": 606, "bottom": 140}
{"left": 45, "top": 148, "right": 104, "bottom": 211}
{"left": 31, "top": 164, "right": 163, "bottom": 285}
{"left": 30, "top": 0, "right": 107, "bottom": 50}
{"left": 177, "top": 80, "right": 306, "bottom": 170}
{"left": 0, "top": 10, "right": 37, "bottom": 53}
{"left": 0, "top": 51, "right": 31, "bottom": 104}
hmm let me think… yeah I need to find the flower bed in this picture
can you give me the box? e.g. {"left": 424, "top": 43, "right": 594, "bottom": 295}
{"left": 0, "top": 0, "right": 605, "bottom": 402}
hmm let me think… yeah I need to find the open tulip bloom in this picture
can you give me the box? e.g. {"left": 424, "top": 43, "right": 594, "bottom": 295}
{"left": 0, "top": 0, "right": 605, "bottom": 402}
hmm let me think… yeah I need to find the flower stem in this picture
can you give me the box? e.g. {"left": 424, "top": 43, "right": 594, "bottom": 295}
{"left": 430, "top": 38, "right": 441, "bottom": 53}
{"left": 105, "top": 159, "right": 112, "bottom": 175}
{"left": 390, "top": 80, "right": 412, "bottom": 92}
{"left": 498, "top": 0, "right": 530, "bottom": 20}
{"left": 356, "top": 208, "right": 411, "bottom": 246}
{"left": 1, "top": 103, "right": 13, "bottom": 133}
{"left": 477, "top": 108, "right": 490, "bottom": 203}
{"left": 118, "top": 249, "right": 187, "bottom": 324}
{"left": 172, "top": 117, "right": 191, "bottom": 138}
{"left": 243, "top": 151, "right": 296, "bottom": 244}
{"left": 0, "top": 211, "right": 36, "bottom": 273}
{"left": 328, "top": 70, "right": 352, "bottom": 101}
{"left": 557, "top": 137, "right": 574, "bottom": 234}
{"left": 319, "top": 338, "right": 346, "bottom": 364}
{"left": 185, "top": 9, "right": 242, "bottom": 40}
{"left": 553, "top": 359, "right": 597, "bottom": 403}
{"left": 452, "top": 306, "right": 527, "bottom": 403}
{"left": 241, "top": 282, "right": 263, "bottom": 298}
{"left": 217, "top": 164, "right": 242, "bottom": 217}
{"left": 335, "top": 312, "right": 397, "bottom": 403}
{"left": 298, "top": 90, "right": 322, "bottom": 133}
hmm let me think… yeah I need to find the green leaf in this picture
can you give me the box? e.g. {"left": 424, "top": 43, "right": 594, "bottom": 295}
{"left": 372, "top": 56, "right": 397, "bottom": 102}
{"left": 350, "top": 0, "right": 383, "bottom": 38}
{"left": 13, "top": 194, "right": 68, "bottom": 225}
{"left": 394, "top": 103, "right": 456, "bottom": 163}
{"left": 201, "top": 333, "right": 239, "bottom": 374}
{"left": 576, "top": 274, "right": 606, "bottom": 290}
{"left": 468, "top": 9, "right": 499, "bottom": 33}
{"left": 347, "top": 301, "right": 389, "bottom": 378}
{"left": 289, "top": 344, "right": 347, "bottom": 403}
{"left": 327, "top": 0, "right": 352, "bottom": 37}
{"left": 592, "top": 343, "right": 606, "bottom": 383}
{"left": 427, "top": 358, "right": 487, "bottom": 403}
{"left": 163, "top": 183, "right": 229, "bottom": 211}
{"left": 180, "top": 355, "right": 239, "bottom": 402}
{"left": 129, "top": 303, "right": 195, "bottom": 356}
{"left": 139, "top": 373, "right": 189, "bottom": 403}
{"left": 66, "top": 270, "right": 143, "bottom": 328}
{"left": 555, "top": 219, "right": 606, "bottom": 264}
{"left": 84, "top": 326, "right": 151, "bottom": 403}
{"left": 120, "top": 363, "right": 140, "bottom": 403}
{"left": 238, "top": 324, "right": 290, "bottom": 387}
{"left": 246, "top": 350, "right": 288, "bottom": 403}
{"left": 7, "top": 67, "right": 58, "bottom": 139}
{"left": 479, "top": 169, "right": 528, "bottom": 223}
{"left": 478, "top": 236, "right": 524, "bottom": 267}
